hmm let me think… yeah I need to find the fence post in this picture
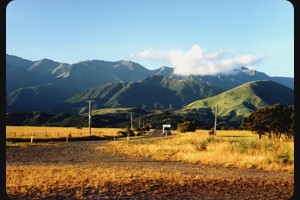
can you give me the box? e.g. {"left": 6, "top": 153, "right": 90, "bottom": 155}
{"left": 31, "top": 132, "right": 34, "bottom": 143}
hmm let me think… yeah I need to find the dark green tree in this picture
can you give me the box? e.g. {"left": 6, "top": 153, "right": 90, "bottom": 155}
{"left": 242, "top": 104, "right": 294, "bottom": 140}
{"left": 284, "top": 105, "right": 294, "bottom": 139}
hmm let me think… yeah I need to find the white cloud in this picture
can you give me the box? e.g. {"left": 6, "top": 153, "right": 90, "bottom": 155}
{"left": 131, "top": 44, "right": 263, "bottom": 76}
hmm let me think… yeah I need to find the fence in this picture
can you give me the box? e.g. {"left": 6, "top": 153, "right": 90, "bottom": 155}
{"left": 6, "top": 126, "right": 122, "bottom": 139}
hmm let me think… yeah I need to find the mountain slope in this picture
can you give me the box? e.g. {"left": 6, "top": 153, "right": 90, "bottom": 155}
{"left": 6, "top": 83, "right": 75, "bottom": 113}
{"left": 271, "top": 76, "right": 294, "bottom": 90}
{"left": 51, "top": 76, "right": 224, "bottom": 114}
{"left": 6, "top": 54, "right": 157, "bottom": 92}
{"left": 6, "top": 55, "right": 169, "bottom": 112}
{"left": 181, "top": 80, "right": 294, "bottom": 123}
{"left": 6, "top": 54, "right": 294, "bottom": 113}
{"left": 7, "top": 54, "right": 294, "bottom": 91}
{"left": 170, "top": 66, "right": 294, "bottom": 90}
{"left": 6, "top": 80, "right": 294, "bottom": 128}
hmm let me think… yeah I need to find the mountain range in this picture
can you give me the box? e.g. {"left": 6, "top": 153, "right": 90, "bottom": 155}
{"left": 51, "top": 76, "right": 223, "bottom": 113}
{"left": 6, "top": 54, "right": 294, "bottom": 127}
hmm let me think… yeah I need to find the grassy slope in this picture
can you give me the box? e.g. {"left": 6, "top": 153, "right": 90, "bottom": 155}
{"left": 91, "top": 107, "right": 134, "bottom": 115}
{"left": 181, "top": 80, "right": 294, "bottom": 118}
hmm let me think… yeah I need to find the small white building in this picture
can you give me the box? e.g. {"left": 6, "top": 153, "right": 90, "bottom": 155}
{"left": 162, "top": 124, "right": 171, "bottom": 136}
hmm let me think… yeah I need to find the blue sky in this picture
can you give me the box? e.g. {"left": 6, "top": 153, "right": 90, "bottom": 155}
{"left": 6, "top": 0, "right": 294, "bottom": 77}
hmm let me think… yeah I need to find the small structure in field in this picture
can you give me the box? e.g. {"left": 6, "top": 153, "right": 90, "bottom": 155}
{"left": 162, "top": 124, "right": 171, "bottom": 137}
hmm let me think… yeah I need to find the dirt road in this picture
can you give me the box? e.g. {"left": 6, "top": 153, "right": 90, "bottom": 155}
{"left": 6, "top": 141, "right": 294, "bottom": 199}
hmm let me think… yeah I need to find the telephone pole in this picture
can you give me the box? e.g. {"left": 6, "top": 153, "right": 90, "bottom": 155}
{"left": 214, "top": 104, "right": 218, "bottom": 136}
{"left": 138, "top": 117, "right": 141, "bottom": 129}
{"left": 130, "top": 112, "right": 133, "bottom": 130}
{"left": 85, "top": 100, "right": 94, "bottom": 135}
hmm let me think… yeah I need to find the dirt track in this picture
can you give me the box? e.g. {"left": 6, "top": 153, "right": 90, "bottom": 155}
{"left": 6, "top": 141, "right": 294, "bottom": 199}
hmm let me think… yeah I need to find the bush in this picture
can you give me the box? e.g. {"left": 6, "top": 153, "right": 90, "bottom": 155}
{"left": 177, "top": 121, "right": 196, "bottom": 132}
{"left": 195, "top": 140, "right": 209, "bottom": 151}
{"left": 276, "top": 145, "right": 293, "bottom": 164}
{"left": 195, "top": 138, "right": 220, "bottom": 151}
{"left": 208, "top": 128, "right": 214, "bottom": 135}
{"left": 117, "top": 128, "right": 134, "bottom": 137}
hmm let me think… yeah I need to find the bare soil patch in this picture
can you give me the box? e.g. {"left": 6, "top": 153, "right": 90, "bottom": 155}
{"left": 6, "top": 141, "right": 294, "bottom": 199}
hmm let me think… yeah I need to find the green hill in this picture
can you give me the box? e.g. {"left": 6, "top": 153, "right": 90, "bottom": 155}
{"left": 181, "top": 80, "right": 294, "bottom": 124}
{"left": 51, "top": 76, "right": 223, "bottom": 114}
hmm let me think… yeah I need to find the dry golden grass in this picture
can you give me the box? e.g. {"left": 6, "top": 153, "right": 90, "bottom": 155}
{"left": 98, "top": 130, "right": 294, "bottom": 173}
{"left": 6, "top": 126, "right": 122, "bottom": 139}
{"left": 6, "top": 164, "right": 202, "bottom": 199}
{"left": 6, "top": 164, "right": 159, "bottom": 189}
{"left": 6, "top": 130, "right": 294, "bottom": 199}
{"left": 7, "top": 164, "right": 293, "bottom": 200}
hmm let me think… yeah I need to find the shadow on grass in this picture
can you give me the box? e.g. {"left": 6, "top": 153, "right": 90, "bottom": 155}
{"left": 217, "top": 135, "right": 252, "bottom": 138}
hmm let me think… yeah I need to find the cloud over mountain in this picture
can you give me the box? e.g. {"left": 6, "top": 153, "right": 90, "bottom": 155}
{"left": 131, "top": 44, "right": 263, "bottom": 76}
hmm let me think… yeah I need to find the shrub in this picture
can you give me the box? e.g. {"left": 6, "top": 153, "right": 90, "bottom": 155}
{"left": 195, "top": 140, "right": 209, "bottom": 151}
{"left": 177, "top": 121, "right": 196, "bottom": 132}
{"left": 195, "top": 138, "right": 220, "bottom": 151}
{"left": 208, "top": 128, "right": 214, "bottom": 136}
{"left": 276, "top": 145, "right": 293, "bottom": 164}
{"left": 117, "top": 128, "right": 134, "bottom": 137}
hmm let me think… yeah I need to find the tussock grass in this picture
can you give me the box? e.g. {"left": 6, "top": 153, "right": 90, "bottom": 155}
{"left": 6, "top": 126, "right": 122, "bottom": 139}
{"left": 98, "top": 130, "right": 294, "bottom": 173}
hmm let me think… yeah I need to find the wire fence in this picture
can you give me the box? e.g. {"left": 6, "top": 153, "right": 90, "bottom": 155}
{"left": 6, "top": 126, "right": 122, "bottom": 139}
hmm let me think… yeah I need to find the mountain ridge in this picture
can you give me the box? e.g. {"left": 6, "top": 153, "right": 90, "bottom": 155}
{"left": 6, "top": 54, "right": 294, "bottom": 114}
{"left": 51, "top": 76, "right": 223, "bottom": 114}
{"left": 6, "top": 80, "right": 294, "bottom": 128}
{"left": 181, "top": 80, "right": 294, "bottom": 125}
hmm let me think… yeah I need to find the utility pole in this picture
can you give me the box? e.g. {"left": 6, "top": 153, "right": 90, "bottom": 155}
{"left": 85, "top": 100, "right": 94, "bottom": 135}
{"left": 138, "top": 117, "right": 141, "bottom": 129}
{"left": 130, "top": 112, "right": 133, "bottom": 131}
{"left": 214, "top": 104, "right": 218, "bottom": 136}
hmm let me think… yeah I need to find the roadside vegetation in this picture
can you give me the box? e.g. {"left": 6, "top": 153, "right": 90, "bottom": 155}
{"left": 98, "top": 130, "right": 294, "bottom": 173}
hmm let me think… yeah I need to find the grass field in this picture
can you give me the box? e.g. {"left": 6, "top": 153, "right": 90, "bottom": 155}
{"left": 6, "top": 164, "right": 185, "bottom": 199}
{"left": 6, "top": 126, "right": 123, "bottom": 139}
{"left": 6, "top": 128, "right": 294, "bottom": 199}
{"left": 98, "top": 130, "right": 294, "bottom": 173}
{"left": 7, "top": 164, "right": 293, "bottom": 199}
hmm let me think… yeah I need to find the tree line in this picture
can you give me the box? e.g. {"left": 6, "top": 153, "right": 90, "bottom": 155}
{"left": 242, "top": 104, "right": 294, "bottom": 140}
